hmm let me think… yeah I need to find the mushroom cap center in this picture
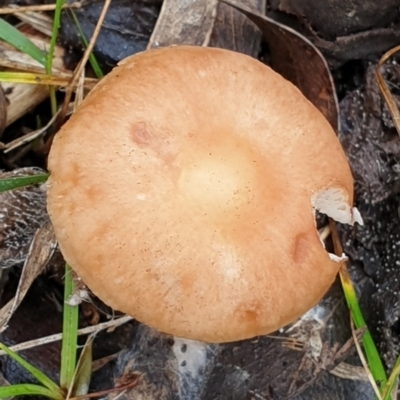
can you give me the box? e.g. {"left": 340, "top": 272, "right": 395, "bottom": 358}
{"left": 177, "top": 136, "right": 260, "bottom": 219}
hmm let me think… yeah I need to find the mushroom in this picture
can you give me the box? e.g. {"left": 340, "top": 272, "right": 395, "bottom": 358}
{"left": 47, "top": 46, "right": 361, "bottom": 343}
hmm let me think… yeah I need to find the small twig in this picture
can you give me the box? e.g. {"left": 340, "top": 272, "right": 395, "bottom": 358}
{"left": 57, "top": 0, "right": 111, "bottom": 126}
{"left": 0, "top": 315, "right": 133, "bottom": 356}
{"left": 2, "top": 109, "right": 60, "bottom": 153}
{"left": 73, "top": 68, "right": 85, "bottom": 112}
{"left": 108, "top": 389, "right": 128, "bottom": 400}
{"left": 0, "top": 2, "right": 82, "bottom": 14}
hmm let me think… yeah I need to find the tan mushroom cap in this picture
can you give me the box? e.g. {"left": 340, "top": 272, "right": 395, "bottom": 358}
{"left": 47, "top": 46, "right": 356, "bottom": 343}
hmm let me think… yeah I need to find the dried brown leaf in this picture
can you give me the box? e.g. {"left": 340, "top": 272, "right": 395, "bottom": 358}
{"left": 221, "top": 0, "right": 339, "bottom": 131}
{"left": 209, "top": 0, "right": 265, "bottom": 56}
{"left": 0, "top": 222, "right": 56, "bottom": 332}
{"left": 147, "top": 0, "right": 218, "bottom": 49}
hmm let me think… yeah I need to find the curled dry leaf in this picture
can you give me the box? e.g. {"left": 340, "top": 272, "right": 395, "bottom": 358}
{"left": 274, "top": 0, "right": 400, "bottom": 40}
{"left": 222, "top": 0, "right": 339, "bottom": 131}
{"left": 269, "top": 0, "right": 400, "bottom": 67}
{"left": 0, "top": 222, "right": 56, "bottom": 332}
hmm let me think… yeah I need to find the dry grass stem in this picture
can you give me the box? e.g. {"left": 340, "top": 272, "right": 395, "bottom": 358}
{"left": 330, "top": 362, "right": 369, "bottom": 382}
{"left": 2, "top": 109, "right": 60, "bottom": 152}
{"left": 350, "top": 316, "right": 383, "bottom": 399}
{"left": 0, "top": 315, "right": 133, "bottom": 356}
{"left": 58, "top": 0, "right": 111, "bottom": 125}
{"left": 12, "top": 9, "right": 53, "bottom": 36}
{"left": 73, "top": 68, "right": 85, "bottom": 112}
{"left": 92, "top": 353, "right": 119, "bottom": 373}
{"left": 375, "top": 45, "right": 400, "bottom": 137}
{"left": 0, "top": 2, "right": 82, "bottom": 15}
{"left": 108, "top": 389, "right": 128, "bottom": 400}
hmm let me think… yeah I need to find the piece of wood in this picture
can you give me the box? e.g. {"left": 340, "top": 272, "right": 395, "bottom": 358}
{"left": 2, "top": 82, "right": 48, "bottom": 127}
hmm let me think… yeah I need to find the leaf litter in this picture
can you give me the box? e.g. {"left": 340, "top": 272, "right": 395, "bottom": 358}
{"left": 1, "top": 1, "right": 399, "bottom": 399}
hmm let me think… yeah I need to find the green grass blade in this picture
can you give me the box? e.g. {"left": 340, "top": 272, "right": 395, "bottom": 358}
{"left": 0, "top": 174, "right": 49, "bottom": 192}
{"left": 71, "top": 337, "right": 93, "bottom": 397}
{"left": 0, "top": 18, "right": 46, "bottom": 65}
{"left": 330, "top": 220, "right": 388, "bottom": 393}
{"left": 47, "top": 0, "right": 65, "bottom": 116}
{"left": 0, "top": 343, "right": 63, "bottom": 397}
{"left": 340, "top": 268, "right": 388, "bottom": 390}
{"left": 46, "top": 0, "right": 65, "bottom": 74}
{"left": 382, "top": 354, "right": 400, "bottom": 400}
{"left": 60, "top": 264, "right": 79, "bottom": 390}
{"left": 68, "top": 9, "right": 104, "bottom": 78}
{"left": 0, "top": 383, "right": 63, "bottom": 399}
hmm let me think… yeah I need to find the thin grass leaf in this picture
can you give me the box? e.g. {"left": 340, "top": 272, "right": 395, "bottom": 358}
{"left": 0, "top": 174, "right": 48, "bottom": 192}
{"left": 329, "top": 220, "right": 388, "bottom": 391}
{"left": 339, "top": 261, "right": 387, "bottom": 390}
{"left": 0, "top": 71, "right": 97, "bottom": 87}
{"left": 382, "top": 354, "right": 400, "bottom": 400}
{"left": 60, "top": 264, "right": 79, "bottom": 390}
{"left": 70, "top": 336, "right": 93, "bottom": 397}
{"left": 47, "top": 0, "right": 65, "bottom": 73}
{"left": 47, "top": 0, "right": 65, "bottom": 116}
{"left": 68, "top": 9, "right": 104, "bottom": 78}
{"left": 349, "top": 317, "right": 383, "bottom": 400}
{"left": 0, "top": 343, "right": 63, "bottom": 397}
{"left": 0, "top": 18, "right": 46, "bottom": 65}
{"left": 0, "top": 383, "right": 63, "bottom": 399}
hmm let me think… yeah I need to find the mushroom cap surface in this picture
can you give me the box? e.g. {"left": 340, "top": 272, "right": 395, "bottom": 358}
{"left": 47, "top": 46, "right": 354, "bottom": 343}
